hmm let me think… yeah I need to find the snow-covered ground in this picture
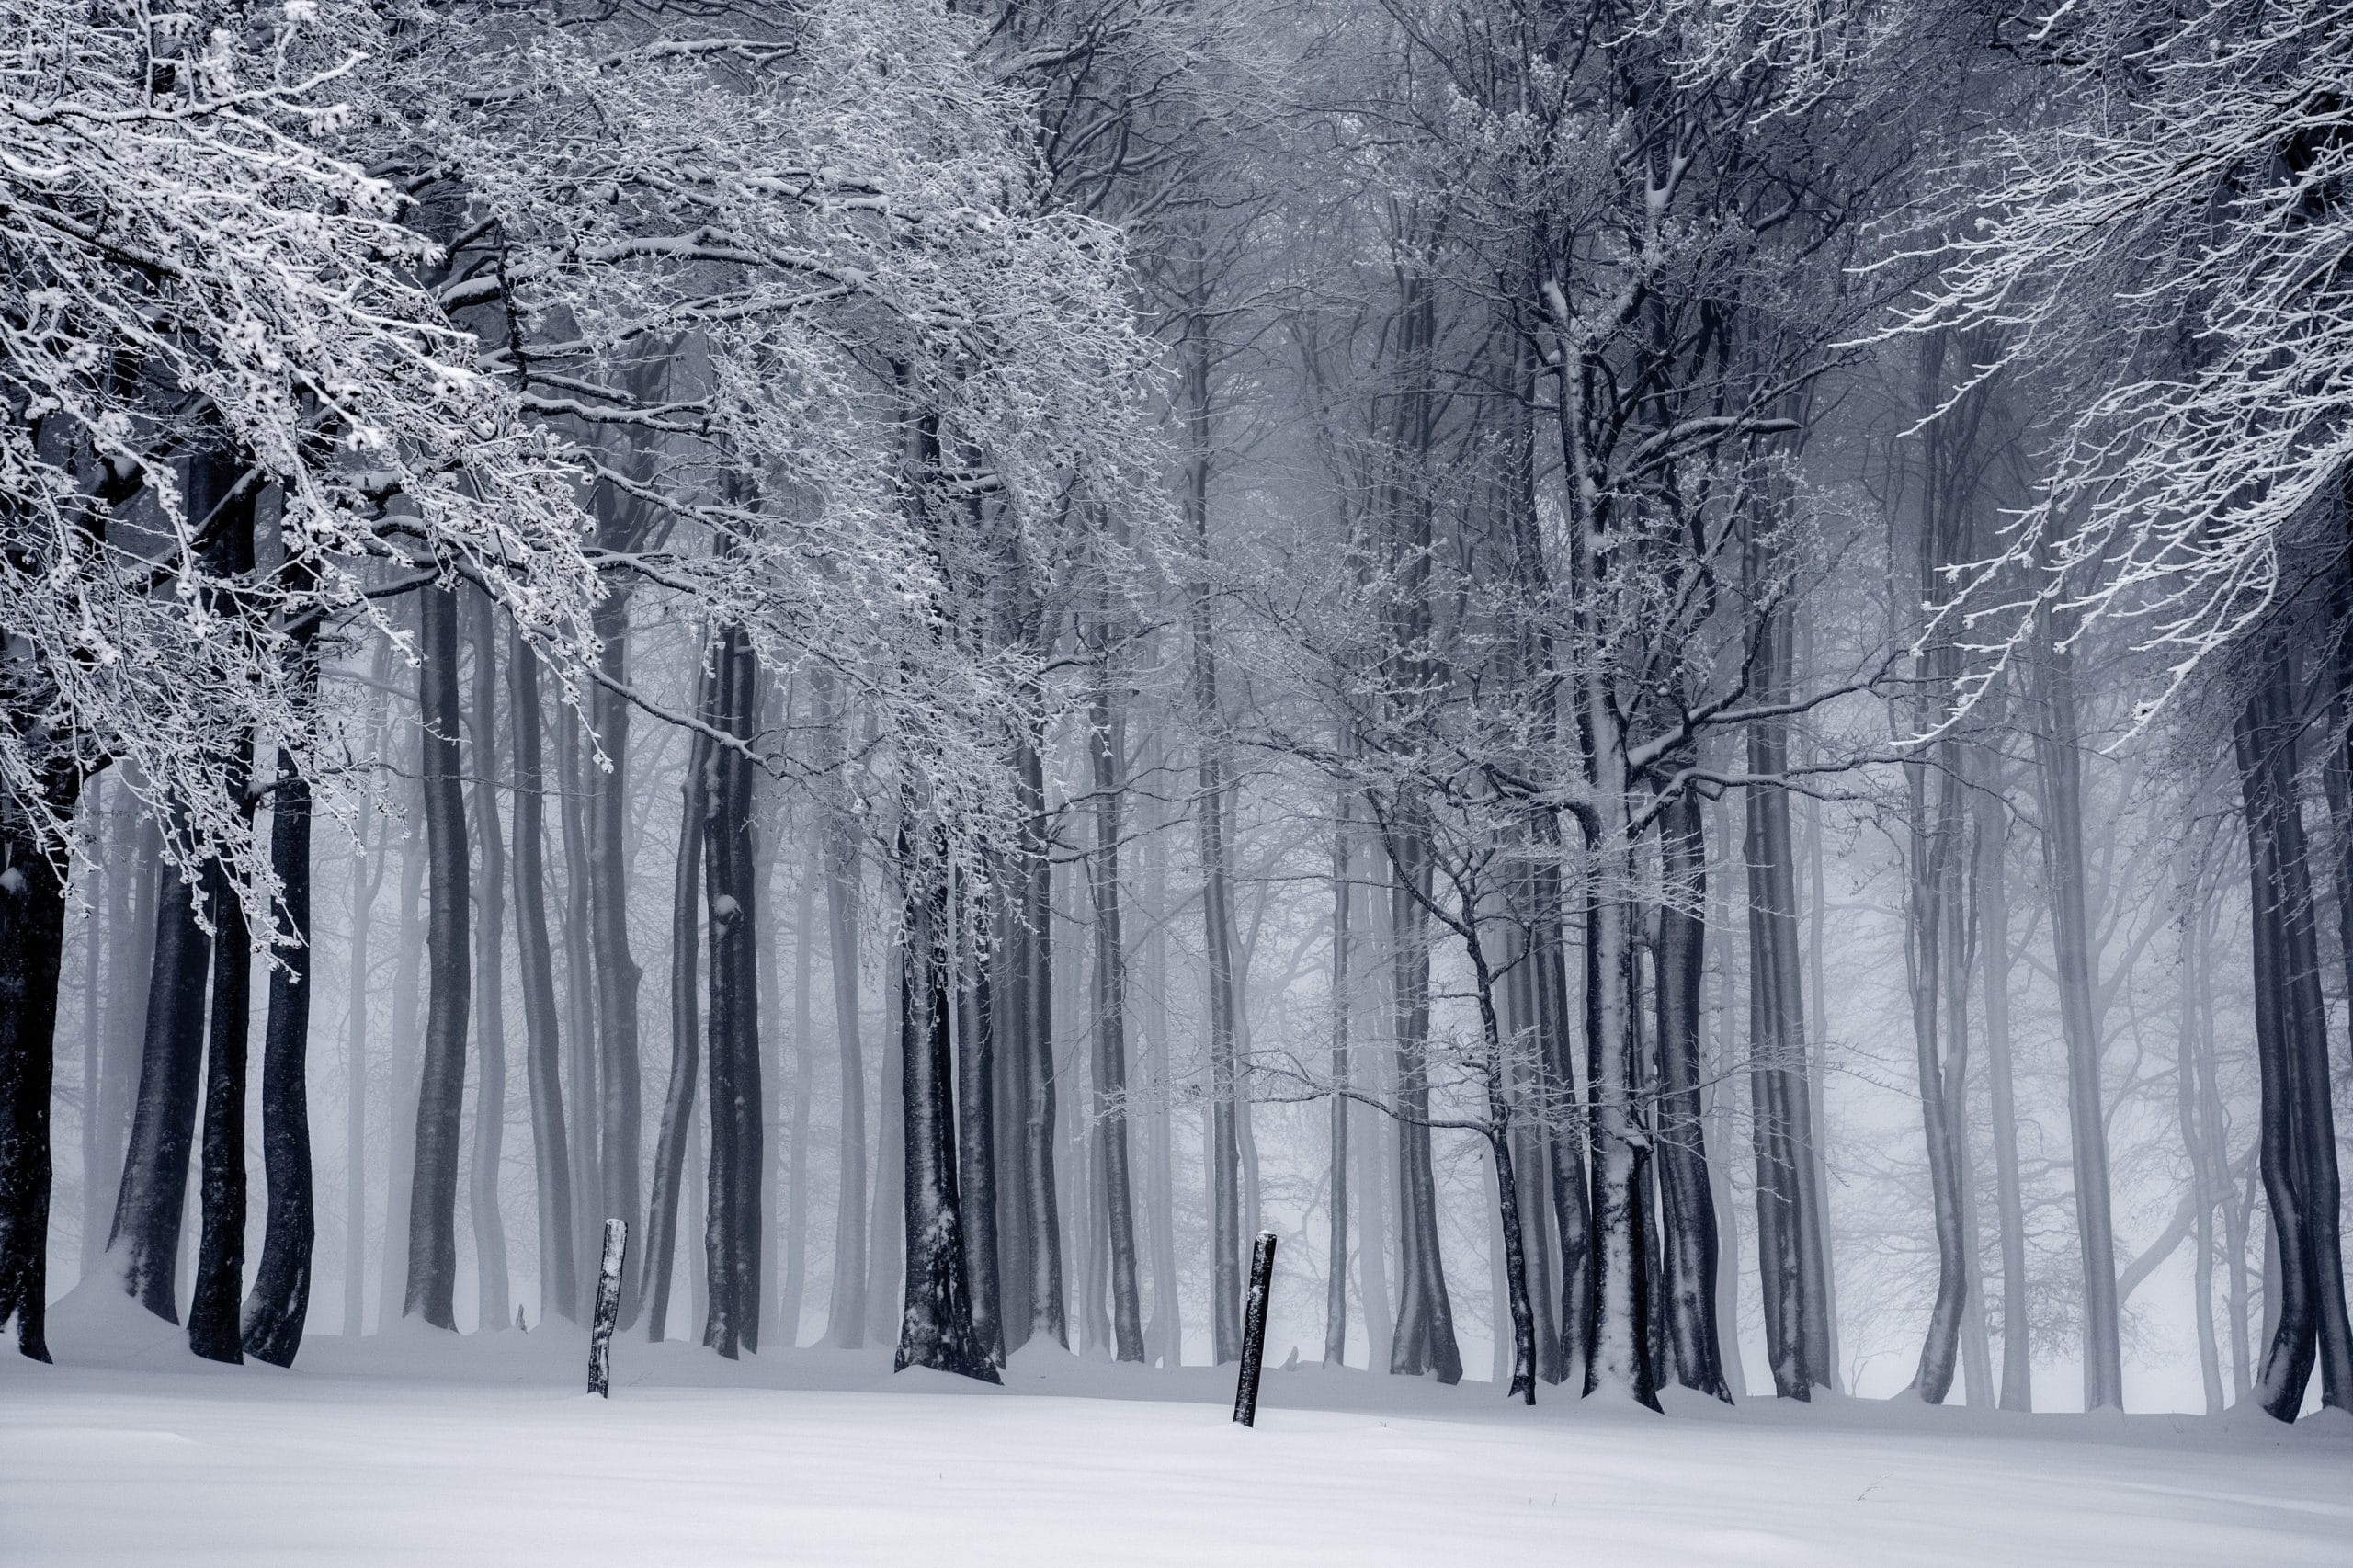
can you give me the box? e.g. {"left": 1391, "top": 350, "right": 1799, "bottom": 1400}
{"left": 6, "top": 1297, "right": 2347, "bottom": 1567}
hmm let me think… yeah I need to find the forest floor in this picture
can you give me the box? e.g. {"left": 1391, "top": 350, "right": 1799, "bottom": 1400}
{"left": 6, "top": 1290, "right": 2347, "bottom": 1567}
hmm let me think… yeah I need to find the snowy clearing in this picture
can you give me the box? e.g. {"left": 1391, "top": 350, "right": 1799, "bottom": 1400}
{"left": 5, "top": 1320, "right": 2345, "bottom": 1568}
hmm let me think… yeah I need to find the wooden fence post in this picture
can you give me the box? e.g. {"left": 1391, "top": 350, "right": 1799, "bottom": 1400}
{"left": 588, "top": 1218, "right": 629, "bottom": 1397}
{"left": 1233, "top": 1230, "right": 1278, "bottom": 1426}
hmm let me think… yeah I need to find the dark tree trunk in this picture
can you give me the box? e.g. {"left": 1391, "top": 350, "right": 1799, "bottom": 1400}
{"left": 1582, "top": 881, "right": 1658, "bottom": 1409}
{"left": 188, "top": 741, "right": 255, "bottom": 1364}
{"left": 1532, "top": 857, "right": 1592, "bottom": 1392}
{"left": 0, "top": 771, "right": 75, "bottom": 1360}
{"left": 242, "top": 613, "right": 320, "bottom": 1365}
{"left": 1015, "top": 719, "right": 1065, "bottom": 1348}
{"left": 703, "top": 625, "right": 763, "bottom": 1358}
{"left": 1386, "top": 812, "right": 1461, "bottom": 1383}
{"left": 507, "top": 635, "right": 577, "bottom": 1323}
{"left": 2235, "top": 647, "right": 2353, "bottom": 1417}
{"left": 404, "top": 582, "right": 471, "bottom": 1329}
{"left": 1455, "top": 918, "right": 1536, "bottom": 1404}
{"left": 1654, "top": 790, "right": 1728, "bottom": 1401}
{"left": 892, "top": 824, "right": 997, "bottom": 1383}
{"left": 109, "top": 809, "right": 210, "bottom": 1319}
{"left": 1742, "top": 528, "right": 1833, "bottom": 1398}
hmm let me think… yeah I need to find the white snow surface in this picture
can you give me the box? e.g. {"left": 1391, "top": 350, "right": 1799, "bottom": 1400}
{"left": 6, "top": 1299, "right": 2347, "bottom": 1566}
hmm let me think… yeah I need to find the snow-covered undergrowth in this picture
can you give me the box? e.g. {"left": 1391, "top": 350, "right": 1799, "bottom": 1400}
{"left": 5, "top": 1310, "right": 2346, "bottom": 1567}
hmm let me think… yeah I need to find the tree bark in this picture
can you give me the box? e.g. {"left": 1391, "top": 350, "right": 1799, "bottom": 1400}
{"left": 1014, "top": 718, "right": 1065, "bottom": 1348}
{"left": 955, "top": 866, "right": 1001, "bottom": 1362}
{"left": 341, "top": 803, "right": 383, "bottom": 1338}
{"left": 587, "top": 585, "right": 643, "bottom": 1328}
{"left": 816, "top": 666, "right": 870, "bottom": 1349}
{"left": 1654, "top": 790, "right": 1728, "bottom": 1401}
{"left": 466, "top": 589, "right": 509, "bottom": 1332}
{"left": 1086, "top": 643, "right": 1143, "bottom": 1363}
{"left": 892, "top": 824, "right": 997, "bottom": 1382}
{"left": 1386, "top": 810, "right": 1462, "bottom": 1383}
{"left": 781, "top": 833, "right": 815, "bottom": 1348}
{"left": 108, "top": 818, "right": 210, "bottom": 1320}
{"left": 507, "top": 634, "right": 576, "bottom": 1323}
{"left": 702, "top": 625, "right": 763, "bottom": 1358}
{"left": 188, "top": 740, "right": 255, "bottom": 1364}
{"left": 1973, "top": 770, "right": 2033, "bottom": 1410}
{"left": 243, "top": 628, "right": 320, "bottom": 1365}
{"left": 644, "top": 660, "right": 710, "bottom": 1344}
{"left": 556, "top": 698, "right": 602, "bottom": 1295}
{"left": 0, "top": 769, "right": 75, "bottom": 1359}
{"left": 2234, "top": 647, "right": 2353, "bottom": 1417}
{"left": 404, "top": 582, "right": 471, "bottom": 1329}
{"left": 2031, "top": 625, "right": 2125, "bottom": 1409}
{"left": 1324, "top": 788, "right": 1352, "bottom": 1369}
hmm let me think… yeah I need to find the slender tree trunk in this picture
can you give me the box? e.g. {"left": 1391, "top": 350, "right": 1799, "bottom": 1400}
{"left": 955, "top": 867, "right": 1000, "bottom": 1363}
{"left": 1324, "top": 789, "right": 1352, "bottom": 1369}
{"left": 76, "top": 780, "right": 107, "bottom": 1281}
{"left": 1973, "top": 772, "right": 2033, "bottom": 1411}
{"left": 869, "top": 911, "right": 906, "bottom": 1346}
{"left": 1654, "top": 790, "right": 1728, "bottom": 1401}
{"left": 93, "top": 799, "right": 152, "bottom": 1278}
{"left": 188, "top": 739, "right": 255, "bottom": 1364}
{"left": 405, "top": 583, "right": 471, "bottom": 1329}
{"left": 1582, "top": 865, "right": 1655, "bottom": 1408}
{"left": 243, "top": 608, "right": 321, "bottom": 1365}
{"left": 1087, "top": 645, "right": 1143, "bottom": 1363}
{"left": 1017, "top": 721, "right": 1065, "bottom": 1348}
{"left": 342, "top": 803, "right": 383, "bottom": 1337}
{"left": 1741, "top": 520, "right": 1832, "bottom": 1399}
{"left": 466, "top": 591, "right": 509, "bottom": 1332}
{"left": 0, "top": 769, "right": 76, "bottom": 1359}
{"left": 1137, "top": 760, "right": 1183, "bottom": 1366}
{"left": 1179, "top": 298, "right": 1245, "bottom": 1365}
{"left": 702, "top": 625, "right": 763, "bottom": 1358}
{"left": 1904, "top": 739, "right": 1970, "bottom": 1403}
{"left": 2031, "top": 626, "right": 2124, "bottom": 1409}
{"left": 782, "top": 838, "right": 815, "bottom": 1348}
{"left": 109, "top": 813, "right": 210, "bottom": 1320}
{"left": 1386, "top": 811, "right": 1462, "bottom": 1383}
{"left": 587, "top": 588, "right": 643, "bottom": 1326}
{"left": 644, "top": 667, "right": 710, "bottom": 1344}
{"left": 556, "top": 699, "right": 601, "bottom": 1289}
{"left": 508, "top": 635, "right": 576, "bottom": 1323}
{"left": 381, "top": 724, "right": 425, "bottom": 1331}
{"left": 2178, "top": 884, "right": 2227, "bottom": 1415}
{"left": 816, "top": 674, "right": 870, "bottom": 1349}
